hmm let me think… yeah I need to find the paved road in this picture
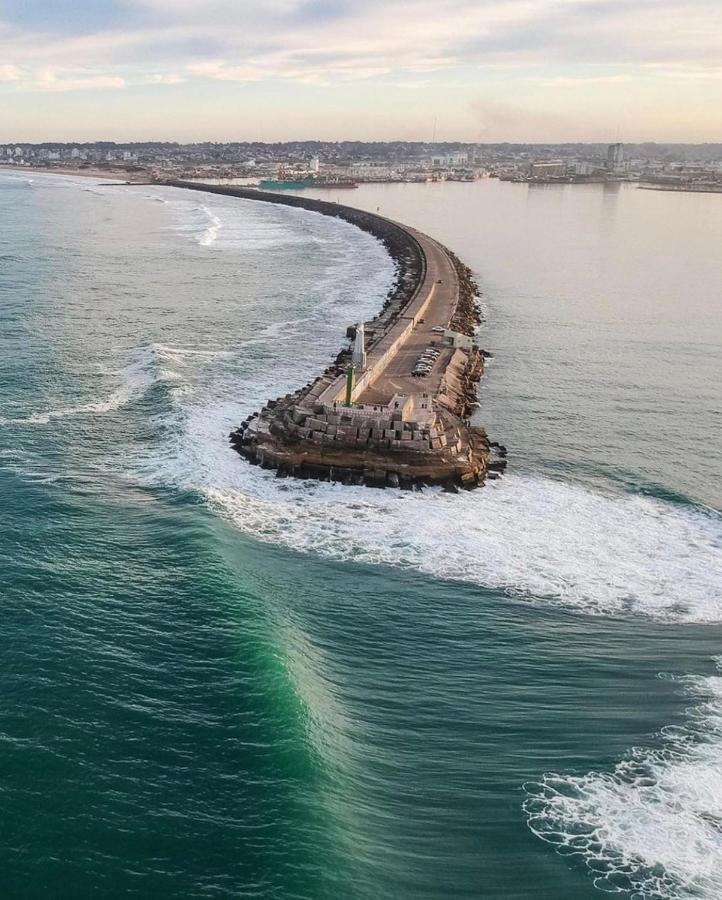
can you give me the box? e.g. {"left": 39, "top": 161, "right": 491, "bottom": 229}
{"left": 357, "top": 226, "right": 460, "bottom": 405}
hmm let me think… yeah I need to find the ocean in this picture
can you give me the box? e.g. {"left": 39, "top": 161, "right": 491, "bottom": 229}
{"left": 1, "top": 171, "right": 721, "bottom": 899}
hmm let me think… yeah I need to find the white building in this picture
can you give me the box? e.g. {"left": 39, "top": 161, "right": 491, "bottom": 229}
{"left": 443, "top": 329, "right": 476, "bottom": 350}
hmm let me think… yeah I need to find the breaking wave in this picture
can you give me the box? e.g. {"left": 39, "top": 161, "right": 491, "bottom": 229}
{"left": 523, "top": 661, "right": 722, "bottom": 899}
{"left": 129, "top": 373, "right": 722, "bottom": 624}
{"left": 198, "top": 205, "right": 221, "bottom": 246}
{"left": 0, "top": 345, "right": 171, "bottom": 426}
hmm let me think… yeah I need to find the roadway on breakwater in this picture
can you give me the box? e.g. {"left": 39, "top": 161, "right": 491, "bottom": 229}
{"left": 165, "top": 180, "right": 495, "bottom": 489}
{"left": 165, "top": 180, "right": 466, "bottom": 412}
{"left": 356, "top": 226, "right": 460, "bottom": 405}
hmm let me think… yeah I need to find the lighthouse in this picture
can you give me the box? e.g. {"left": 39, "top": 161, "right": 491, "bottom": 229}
{"left": 352, "top": 322, "right": 367, "bottom": 371}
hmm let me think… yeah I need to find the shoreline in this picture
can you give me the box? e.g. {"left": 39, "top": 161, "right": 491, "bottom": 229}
{"left": 165, "top": 179, "right": 502, "bottom": 490}
{"left": 0, "top": 164, "right": 150, "bottom": 182}
{"left": 638, "top": 183, "right": 722, "bottom": 194}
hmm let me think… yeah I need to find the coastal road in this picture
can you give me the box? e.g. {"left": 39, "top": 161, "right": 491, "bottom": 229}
{"left": 357, "top": 226, "right": 460, "bottom": 405}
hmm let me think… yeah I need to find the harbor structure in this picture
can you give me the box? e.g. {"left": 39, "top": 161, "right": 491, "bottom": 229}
{"left": 165, "top": 180, "right": 504, "bottom": 490}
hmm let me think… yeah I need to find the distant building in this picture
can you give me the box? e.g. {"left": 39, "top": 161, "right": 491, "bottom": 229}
{"left": 528, "top": 159, "right": 567, "bottom": 178}
{"left": 607, "top": 143, "right": 624, "bottom": 172}
{"left": 443, "top": 329, "right": 476, "bottom": 350}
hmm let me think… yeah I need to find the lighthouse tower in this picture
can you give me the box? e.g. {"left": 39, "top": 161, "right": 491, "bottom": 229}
{"left": 352, "top": 322, "right": 367, "bottom": 371}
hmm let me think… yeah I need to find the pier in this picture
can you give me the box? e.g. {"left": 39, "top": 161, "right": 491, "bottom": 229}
{"left": 166, "top": 180, "right": 504, "bottom": 490}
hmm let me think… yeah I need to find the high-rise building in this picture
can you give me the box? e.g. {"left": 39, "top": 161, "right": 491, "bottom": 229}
{"left": 607, "top": 143, "right": 624, "bottom": 171}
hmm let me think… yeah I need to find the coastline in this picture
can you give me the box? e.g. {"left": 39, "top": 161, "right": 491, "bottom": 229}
{"left": 638, "top": 183, "right": 722, "bottom": 194}
{"left": 0, "top": 163, "right": 149, "bottom": 182}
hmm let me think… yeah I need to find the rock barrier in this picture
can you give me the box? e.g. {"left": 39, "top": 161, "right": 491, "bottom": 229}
{"left": 163, "top": 180, "right": 506, "bottom": 490}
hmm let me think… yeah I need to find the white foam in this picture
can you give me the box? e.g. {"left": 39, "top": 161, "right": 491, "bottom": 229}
{"left": 125, "top": 367, "right": 722, "bottom": 624}
{"left": 0, "top": 345, "right": 162, "bottom": 426}
{"left": 198, "top": 205, "right": 221, "bottom": 247}
{"left": 87, "top": 185, "right": 720, "bottom": 624}
{"left": 146, "top": 342, "right": 235, "bottom": 360}
{"left": 524, "top": 662, "right": 722, "bottom": 899}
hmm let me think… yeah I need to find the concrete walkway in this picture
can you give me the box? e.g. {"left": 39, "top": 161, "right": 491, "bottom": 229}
{"left": 357, "top": 226, "right": 460, "bottom": 405}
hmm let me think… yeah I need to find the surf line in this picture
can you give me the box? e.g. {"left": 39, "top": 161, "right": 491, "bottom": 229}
{"left": 162, "top": 179, "right": 506, "bottom": 491}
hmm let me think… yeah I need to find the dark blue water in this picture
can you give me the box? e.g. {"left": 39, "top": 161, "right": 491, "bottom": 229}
{"left": 1, "top": 173, "right": 721, "bottom": 899}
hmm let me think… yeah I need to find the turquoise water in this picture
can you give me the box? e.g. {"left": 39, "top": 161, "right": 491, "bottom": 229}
{"left": 1, "top": 173, "right": 721, "bottom": 899}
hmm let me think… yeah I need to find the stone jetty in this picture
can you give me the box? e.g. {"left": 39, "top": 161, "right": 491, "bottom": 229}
{"left": 165, "top": 180, "right": 506, "bottom": 490}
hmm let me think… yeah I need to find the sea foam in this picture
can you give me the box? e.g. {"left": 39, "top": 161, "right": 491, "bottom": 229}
{"left": 524, "top": 662, "right": 722, "bottom": 899}
{"left": 0, "top": 345, "right": 162, "bottom": 426}
{"left": 198, "top": 205, "right": 222, "bottom": 247}
{"left": 127, "top": 362, "right": 722, "bottom": 624}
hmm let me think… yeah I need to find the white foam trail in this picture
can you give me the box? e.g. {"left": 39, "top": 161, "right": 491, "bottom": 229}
{"left": 145, "top": 342, "right": 236, "bottom": 361}
{"left": 91, "top": 186, "right": 720, "bottom": 624}
{"left": 198, "top": 205, "right": 221, "bottom": 246}
{"left": 130, "top": 380, "right": 722, "bottom": 623}
{"left": 0, "top": 346, "right": 161, "bottom": 426}
{"left": 524, "top": 661, "right": 722, "bottom": 899}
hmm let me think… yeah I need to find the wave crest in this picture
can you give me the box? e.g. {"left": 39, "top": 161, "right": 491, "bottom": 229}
{"left": 524, "top": 662, "right": 722, "bottom": 899}
{"left": 0, "top": 344, "right": 174, "bottom": 426}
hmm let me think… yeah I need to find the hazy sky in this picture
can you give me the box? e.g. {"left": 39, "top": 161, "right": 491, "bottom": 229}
{"left": 1, "top": 0, "right": 720, "bottom": 142}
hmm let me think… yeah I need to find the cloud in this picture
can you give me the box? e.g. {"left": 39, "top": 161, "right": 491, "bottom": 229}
{"left": 0, "top": 64, "right": 22, "bottom": 81}
{"left": 470, "top": 97, "right": 574, "bottom": 141}
{"left": 0, "top": 0, "right": 719, "bottom": 143}
{"left": 145, "top": 72, "right": 185, "bottom": 85}
{"left": 25, "top": 69, "right": 126, "bottom": 92}
{"left": 0, "top": 0, "right": 719, "bottom": 94}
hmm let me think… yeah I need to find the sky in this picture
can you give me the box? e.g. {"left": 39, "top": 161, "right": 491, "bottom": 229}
{"left": 0, "top": 0, "right": 720, "bottom": 142}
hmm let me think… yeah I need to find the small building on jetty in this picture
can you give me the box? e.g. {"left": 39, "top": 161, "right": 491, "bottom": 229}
{"left": 164, "top": 180, "right": 505, "bottom": 490}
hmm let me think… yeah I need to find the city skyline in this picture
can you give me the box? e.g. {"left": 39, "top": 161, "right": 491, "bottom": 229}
{"left": 1, "top": 0, "right": 721, "bottom": 143}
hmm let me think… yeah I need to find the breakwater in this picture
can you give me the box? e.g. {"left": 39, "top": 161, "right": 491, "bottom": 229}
{"left": 165, "top": 180, "right": 505, "bottom": 490}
